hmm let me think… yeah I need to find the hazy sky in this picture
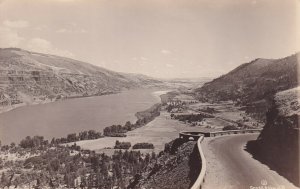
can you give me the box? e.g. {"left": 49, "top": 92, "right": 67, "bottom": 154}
{"left": 0, "top": 0, "right": 299, "bottom": 78}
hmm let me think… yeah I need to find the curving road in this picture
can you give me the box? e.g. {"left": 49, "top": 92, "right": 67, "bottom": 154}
{"left": 201, "top": 133, "right": 299, "bottom": 189}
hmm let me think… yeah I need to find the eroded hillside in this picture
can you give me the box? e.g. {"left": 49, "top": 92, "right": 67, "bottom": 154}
{"left": 0, "top": 48, "right": 163, "bottom": 108}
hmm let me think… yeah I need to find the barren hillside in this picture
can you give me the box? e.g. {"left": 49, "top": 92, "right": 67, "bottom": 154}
{"left": 0, "top": 48, "right": 164, "bottom": 107}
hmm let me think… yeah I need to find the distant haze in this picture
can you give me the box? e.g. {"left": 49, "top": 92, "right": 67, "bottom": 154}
{"left": 0, "top": 0, "right": 299, "bottom": 78}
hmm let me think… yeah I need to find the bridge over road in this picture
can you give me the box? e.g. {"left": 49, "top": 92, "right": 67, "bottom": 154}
{"left": 201, "top": 133, "right": 299, "bottom": 189}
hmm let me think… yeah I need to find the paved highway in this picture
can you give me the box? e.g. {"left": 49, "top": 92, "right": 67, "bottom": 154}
{"left": 201, "top": 133, "right": 299, "bottom": 189}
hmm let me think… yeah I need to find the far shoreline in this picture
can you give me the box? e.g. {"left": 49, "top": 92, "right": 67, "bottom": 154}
{"left": 0, "top": 88, "right": 172, "bottom": 145}
{"left": 0, "top": 88, "right": 171, "bottom": 116}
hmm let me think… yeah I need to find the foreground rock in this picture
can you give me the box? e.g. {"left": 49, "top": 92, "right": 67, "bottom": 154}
{"left": 246, "top": 87, "right": 300, "bottom": 187}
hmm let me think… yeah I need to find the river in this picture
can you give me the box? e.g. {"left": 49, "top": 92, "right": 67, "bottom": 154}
{"left": 0, "top": 89, "right": 167, "bottom": 145}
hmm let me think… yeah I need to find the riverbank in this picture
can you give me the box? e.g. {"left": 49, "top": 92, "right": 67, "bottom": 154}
{"left": 0, "top": 91, "right": 119, "bottom": 115}
{"left": 0, "top": 89, "right": 168, "bottom": 145}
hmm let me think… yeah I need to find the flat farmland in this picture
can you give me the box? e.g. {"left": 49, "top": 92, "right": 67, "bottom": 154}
{"left": 71, "top": 111, "right": 202, "bottom": 154}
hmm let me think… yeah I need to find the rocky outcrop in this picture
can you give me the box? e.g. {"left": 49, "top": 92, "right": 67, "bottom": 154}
{"left": 246, "top": 87, "right": 300, "bottom": 187}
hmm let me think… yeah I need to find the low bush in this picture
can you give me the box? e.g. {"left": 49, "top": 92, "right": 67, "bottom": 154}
{"left": 222, "top": 125, "right": 238, "bottom": 130}
{"left": 114, "top": 140, "right": 131, "bottom": 149}
{"left": 132, "top": 143, "right": 154, "bottom": 149}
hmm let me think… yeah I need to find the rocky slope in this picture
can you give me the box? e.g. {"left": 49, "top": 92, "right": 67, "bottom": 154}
{"left": 0, "top": 48, "right": 163, "bottom": 108}
{"left": 194, "top": 52, "right": 299, "bottom": 122}
{"left": 246, "top": 87, "right": 300, "bottom": 187}
{"left": 128, "top": 139, "right": 201, "bottom": 189}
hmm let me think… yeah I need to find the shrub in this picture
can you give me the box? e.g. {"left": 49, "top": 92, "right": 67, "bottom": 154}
{"left": 132, "top": 143, "right": 154, "bottom": 149}
{"left": 114, "top": 141, "right": 131, "bottom": 149}
{"left": 223, "top": 125, "right": 238, "bottom": 131}
{"left": 24, "top": 156, "right": 45, "bottom": 167}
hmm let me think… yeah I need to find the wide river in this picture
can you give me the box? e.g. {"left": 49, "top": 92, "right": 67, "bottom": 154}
{"left": 0, "top": 89, "right": 167, "bottom": 145}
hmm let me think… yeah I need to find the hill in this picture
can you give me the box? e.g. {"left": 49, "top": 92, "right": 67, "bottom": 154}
{"left": 0, "top": 48, "right": 163, "bottom": 108}
{"left": 194, "top": 52, "right": 299, "bottom": 121}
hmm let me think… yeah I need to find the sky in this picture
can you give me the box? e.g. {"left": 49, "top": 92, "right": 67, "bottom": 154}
{"left": 0, "top": 0, "right": 299, "bottom": 78}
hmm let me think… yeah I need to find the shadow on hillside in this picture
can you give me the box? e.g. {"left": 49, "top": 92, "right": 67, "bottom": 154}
{"left": 188, "top": 143, "right": 201, "bottom": 188}
{"left": 165, "top": 137, "right": 202, "bottom": 187}
{"left": 245, "top": 140, "right": 300, "bottom": 187}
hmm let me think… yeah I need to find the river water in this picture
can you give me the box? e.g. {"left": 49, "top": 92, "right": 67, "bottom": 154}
{"left": 0, "top": 89, "right": 166, "bottom": 144}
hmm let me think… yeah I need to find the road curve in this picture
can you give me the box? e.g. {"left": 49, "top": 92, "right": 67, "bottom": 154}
{"left": 201, "top": 133, "right": 299, "bottom": 189}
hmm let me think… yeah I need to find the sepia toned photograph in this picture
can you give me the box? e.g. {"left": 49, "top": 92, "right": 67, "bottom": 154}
{"left": 0, "top": 0, "right": 299, "bottom": 188}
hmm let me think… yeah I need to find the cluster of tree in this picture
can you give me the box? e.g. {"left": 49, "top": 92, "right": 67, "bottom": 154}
{"left": 0, "top": 140, "right": 16, "bottom": 151}
{"left": 50, "top": 129, "right": 103, "bottom": 144}
{"left": 114, "top": 140, "right": 131, "bottom": 149}
{"left": 198, "top": 107, "right": 218, "bottom": 114}
{"left": 166, "top": 100, "right": 186, "bottom": 113}
{"left": 0, "top": 138, "right": 157, "bottom": 189}
{"left": 103, "top": 124, "right": 128, "bottom": 137}
{"left": 132, "top": 143, "right": 154, "bottom": 149}
{"left": 135, "top": 103, "right": 161, "bottom": 126}
{"left": 104, "top": 104, "right": 161, "bottom": 137}
{"left": 160, "top": 91, "right": 178, "bottom": 105}
{"left": 223, "top": 125, "right": 238, "bottom": 130}
{"left": 171, "top": 113, "right": 214, "bottom": 123}
{"left": 19, "top": 136, "right": 48, "bottom": 149}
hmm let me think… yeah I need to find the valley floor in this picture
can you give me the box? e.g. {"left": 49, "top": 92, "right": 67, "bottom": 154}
{"left": 69, "top": 111, "right": 199, "bottom": 155}
{"left": 72, "top": 92, "right": 263, "bottom": 154}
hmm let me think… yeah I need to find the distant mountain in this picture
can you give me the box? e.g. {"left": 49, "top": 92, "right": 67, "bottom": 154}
{"left": 0, "top": 48, "right": 163, "bottom": 107}
{"left": 162, "top": 77, "right": 212, "bottom": 89}
{"left": 194, "top": 53, "right": 299, "bottom": 121}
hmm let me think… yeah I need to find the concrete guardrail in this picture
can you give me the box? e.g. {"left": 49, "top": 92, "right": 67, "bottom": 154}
{"left": 179, "top": 129, "right": 262, "bottom": 189}
{"left": 197, "top": 129, "right": 262, "bottom": 137}
{"left": 190, "top": 135, "right": 206, "bottom": 189}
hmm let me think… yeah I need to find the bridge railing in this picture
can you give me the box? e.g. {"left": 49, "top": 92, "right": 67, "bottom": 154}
{"left": 198, "top": 129, "right": 262, "bottom": 137}
{"left": 179, "top": 129, "right": 262, "bottom": 189}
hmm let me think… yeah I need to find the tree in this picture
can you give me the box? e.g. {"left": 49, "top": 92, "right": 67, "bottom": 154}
{"left": 67, "top": 133, "right": 77, "bottom": 142}
{"left": 19, "top": 135, "right": 45, "bottom": 148}
{"left": 124, "top": 121, "right": 132, "bottom": 131}
{"left": 20, "top": 136, "right": 34, "bottom": 148}
{"left": 145, "top": 153, "right": 150, "bottom": 163}
{"left": 49, "top": 158, "right": 60, "bottom": 172}
{"left": 151, "top": 151, "right": 156, "bottom": 160}
{"left": 10, "top": 142, "right": 15, "bottom": 148}
{"left": 0, "top": 172, "right": 8, "bottom": 188}
{"left": 79, "top": 131, "right": 88, "bottom": 140}
{"left": 80, "top": 176, "right": 87, "bottom": 189}
{"left": 223, "top": 125, "right": 238, "bottom": 131}
{"left": 88, "top": 130, "right": 96, "bottom": 139}
{"left": 90, "top": 156, "right": 100, "bottom": 172}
